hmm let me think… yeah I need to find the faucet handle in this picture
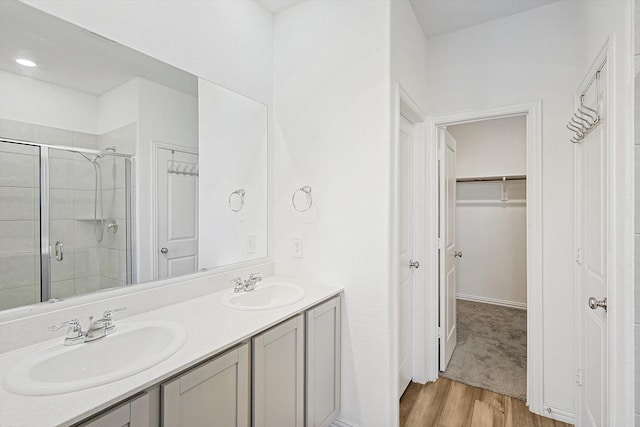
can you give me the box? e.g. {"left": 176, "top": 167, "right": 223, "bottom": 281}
{"left": 232, "top": 277, "right": 245, "bottom": 292}
{"left": 49, "top": 318, "right": 82, "bottom": 332}
{"left": 248, "top": 273, "right": 262, "bottom": 281}
{"left": 103, "top": 307, "right": 127, "bottom": 319}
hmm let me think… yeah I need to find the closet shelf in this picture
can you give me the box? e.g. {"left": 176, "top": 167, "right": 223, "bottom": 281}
{"left": 456, "top": 175, "right": 526, "bottom": 183}
{"left": 456, "top": 200, "right": 526, "bottom": 206}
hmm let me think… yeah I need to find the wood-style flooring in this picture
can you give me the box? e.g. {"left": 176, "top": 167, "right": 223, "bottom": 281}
{"left": 400, "top": 378, "right": 573, "bottom": 427}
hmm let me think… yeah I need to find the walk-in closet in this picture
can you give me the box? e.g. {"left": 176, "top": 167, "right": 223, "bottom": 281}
{"left": 440, "top": 115, "right": 528, "bottom": 400}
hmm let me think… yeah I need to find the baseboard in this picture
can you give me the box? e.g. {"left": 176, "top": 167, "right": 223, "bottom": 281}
{"left": 456, "top": 293, "right": 527, "bottom": 310}
{"left": 331, "top": 418, "right": 357, "bottom": 427}
{"left": 542, "top": 405, "right": 575, "bottom": 424}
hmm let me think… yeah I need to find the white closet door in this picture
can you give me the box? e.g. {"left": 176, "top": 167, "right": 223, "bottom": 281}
{"left": 439, "top": 128, "right": 458, "bottom": 371}
{"left": 398, "top": 115, "right": 414, "bottom": 395}
{"left": 156, "top": 147, "right": 198, "bottom": 279}
{"left": 577, "top": 64, "right": 609, "bottom": 427}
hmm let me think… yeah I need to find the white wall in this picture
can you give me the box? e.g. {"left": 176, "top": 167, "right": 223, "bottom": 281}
{"left": 273, "top": 1, "right": 393, "bottom": 425}
{"left": 97, "top": 78, "right": 139, "bottom": 135}
{"left": 0, "top": 70, "right": 98, "bottom": 134}
{"left": 455, "top": 185, "right": 527, "bottom": 307}
{"left": 423, "top": 0, "right": 586, "bottom": 415}
{"left": 448, "top": 116, "right": 527, "bottom": 178}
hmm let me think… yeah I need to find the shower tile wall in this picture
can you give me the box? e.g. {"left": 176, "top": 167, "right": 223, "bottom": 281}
{"left": 0, "top": 136, "right": 39, "bottom": 310}
{"left": 0, "top": 118, "right": 135, "bottom": 309}
{"left": 98, "top": 123, "right": 135, "bottom": 290}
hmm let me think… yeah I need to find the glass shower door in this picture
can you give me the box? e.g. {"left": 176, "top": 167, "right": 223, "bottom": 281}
{"left": 0, "top": 141, "right": 40, "bottom": 310}
{"left": 47, "top": 147, "right": 130, "bottom": 300}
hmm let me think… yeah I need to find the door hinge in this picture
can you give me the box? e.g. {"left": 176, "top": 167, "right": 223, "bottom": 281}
{"left": 437, "top": 139, "right": 445, "bottom": 161}
{"left": 437, "top": 238, "right": 444, "bottom": 250}
{"left": 576, "top": 368, "right": 583, "bottom": 386}
{"left": 437, "top": 326, "right": 444, "bottom": 339}
{"left": 575, "top": 248, "right": 583, "bottom": 265}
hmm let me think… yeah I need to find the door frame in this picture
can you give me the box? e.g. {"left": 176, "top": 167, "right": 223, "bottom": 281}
{"left": 422, "top": 101, "right": 544, "bottom": 414}
{"left": 391, "top": 83, "right": 427, "bottom": 417}
{"left": 151, "top": 141, "right": 199, "bottom": 280}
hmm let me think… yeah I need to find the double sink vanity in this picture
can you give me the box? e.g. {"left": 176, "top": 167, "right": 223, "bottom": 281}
{"left": 0, "top": 276, "right": 342, "bottom": 427}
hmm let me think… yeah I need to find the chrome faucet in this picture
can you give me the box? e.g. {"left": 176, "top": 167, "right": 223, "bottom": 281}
{"left": 49, "top": 307, "right": 127, "bottom": 346}
{"left": 231, "top": 273, "right": 262, "bottom": 293}
{"left": 245, "top": 273, "right": 262, "bottom": 291}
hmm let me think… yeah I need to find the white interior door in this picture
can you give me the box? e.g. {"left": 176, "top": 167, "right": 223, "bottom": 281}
{"left": 577, "top": 64, "right": 608, "bottom": 426}
{"left": 439, "top": 128, "right": 458, "bottom": 371}
{"left": 398, "top": 115, "right": 414, "bottom": 396}
{"left": 156, "top": 147, "right": 199, "bottom": 280}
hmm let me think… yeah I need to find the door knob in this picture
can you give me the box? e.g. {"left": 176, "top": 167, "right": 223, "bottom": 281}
{"left": 453, "top": 251, "right": 463, "bottom": 258}
{"left": 160, "top": 247, "right": 168, "bottom": 254}
{"left": 588, "top": 296, "right": 607, "bottom": 312}
{"left": 409, "top": 260, "right": 420, "bottom": 269}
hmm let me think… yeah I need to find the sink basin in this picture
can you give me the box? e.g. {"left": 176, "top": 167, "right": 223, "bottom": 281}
{"left": 220, "top": 282, "right": 305, "bottom": 311}
{"left": 3, "top": 321, "right": 187, "bottom": 396}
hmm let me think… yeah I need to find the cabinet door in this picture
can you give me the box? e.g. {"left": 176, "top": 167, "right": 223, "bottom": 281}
{"left": 161, "top": 343, "right": 249, "bottom": 427}
{"left": 79, "top": 393, "right": 150, "bottom": 427}
{"left": 253, "top": 314, "right": 304, "bottom": 427}
{"left": 306, "top": 296, "right": 341, "bottom": 427}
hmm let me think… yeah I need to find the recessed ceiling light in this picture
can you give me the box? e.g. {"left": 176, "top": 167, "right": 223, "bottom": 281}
{"left": 15, "top": 58, "right": 36, "bottom": 67}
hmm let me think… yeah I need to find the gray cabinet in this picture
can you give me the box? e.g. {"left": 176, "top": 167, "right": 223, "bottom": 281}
{"left": 252, "top": 314, "right": 305, "bottom": 427}
{"left": 161, "top": 343, "right": 250, "bottom": 427}
{"left": 75, "top": 294, "right": 342, "bottom": 427}
{"left": 306, "top": 295, "right": 341, "bottom": 427}
{"left": 78, "top": 393, "right": 150, "bottom": 427}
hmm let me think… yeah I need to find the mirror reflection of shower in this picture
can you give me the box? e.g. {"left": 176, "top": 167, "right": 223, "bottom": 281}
{"left": 77, "top": 151, "right": 105, "bottom": 242}
{"left": 75, "top": 146, "right": 118, "bottom": 242}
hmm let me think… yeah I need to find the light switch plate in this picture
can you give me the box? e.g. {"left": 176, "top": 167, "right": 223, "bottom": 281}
{"left": 247, "top": 235, "right": 256, "bottom": 254}
{"left": 292, "top": 237, "right": 303, "bottom": 259}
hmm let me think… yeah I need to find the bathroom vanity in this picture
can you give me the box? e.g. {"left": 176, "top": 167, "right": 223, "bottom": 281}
{"left": 0, "top": 278, "right": 342, "bottom": 427}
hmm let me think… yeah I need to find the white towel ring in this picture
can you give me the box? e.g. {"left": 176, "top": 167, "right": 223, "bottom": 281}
{"left": 229, "top": 189, "right": 245, "bottom": 212}
{"left": 292, "top": 186, "right": 313, "bottom": 212}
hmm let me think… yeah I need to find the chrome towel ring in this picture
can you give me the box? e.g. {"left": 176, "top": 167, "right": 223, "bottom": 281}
{"left": 229, "top": 189, "right": 245, "bottom": 212}
{"left": 292, "top": 186, "right": 313, "bottom": 212}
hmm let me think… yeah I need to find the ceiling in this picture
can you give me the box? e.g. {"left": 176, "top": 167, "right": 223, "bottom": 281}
{"left": 258, "top": 0, "right": 562, "bottom": 40}
{"left": 0, "top": 0, "right": 197, "bottom": 97}
{"left": 408, "top": 0, "right": 563, "bottom": 39}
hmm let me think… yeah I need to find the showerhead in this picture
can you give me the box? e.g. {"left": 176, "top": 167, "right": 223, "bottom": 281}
{"left": 77, "top": 151, "right": 105, "bottom": 163}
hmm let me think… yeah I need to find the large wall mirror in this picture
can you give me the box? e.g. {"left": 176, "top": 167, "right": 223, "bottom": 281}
{"left": 0, "top": 0, "right": 268, "bottom": 312}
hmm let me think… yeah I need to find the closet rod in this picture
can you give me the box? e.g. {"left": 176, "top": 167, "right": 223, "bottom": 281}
{"left": 456, "top": 175, "right": 526, "bottom": 183}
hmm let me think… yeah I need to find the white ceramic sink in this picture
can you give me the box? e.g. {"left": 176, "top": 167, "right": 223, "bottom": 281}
{"left": 3, "top": 321, "right": 187, "bottom": 396}
{"left": 220, "top": 282, "right": 305, "bottom": 311}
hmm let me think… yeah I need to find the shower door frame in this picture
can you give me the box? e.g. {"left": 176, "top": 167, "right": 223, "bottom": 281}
{"left": 0, "top": 137, "right": 135, "bottom": 302}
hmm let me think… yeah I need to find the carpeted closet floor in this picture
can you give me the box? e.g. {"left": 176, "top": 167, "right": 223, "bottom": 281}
{"left": 440, "top": 299, "right": 527, "bottom": 400}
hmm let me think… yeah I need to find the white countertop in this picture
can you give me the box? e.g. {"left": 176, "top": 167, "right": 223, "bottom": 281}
{"left": 0, "top": 277, "right": 342, "bottom": 427}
